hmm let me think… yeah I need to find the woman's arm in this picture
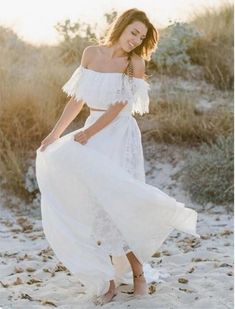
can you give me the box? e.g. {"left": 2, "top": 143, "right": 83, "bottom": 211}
{"left": 74, "top": 101, "right": 128, "bottom": 144}
{"left": 50, "top": 97, "right": 84, "bottom": 138}
{"left": 85, "top": 102, "right": 128, "bottom": 137}
{"left": 39, "top": 97, "right": 84, "bottom": 151}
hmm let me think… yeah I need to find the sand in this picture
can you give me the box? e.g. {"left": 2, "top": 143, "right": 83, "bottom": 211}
{"left": 0, "top": 141, "right": 233, "bottom": 309}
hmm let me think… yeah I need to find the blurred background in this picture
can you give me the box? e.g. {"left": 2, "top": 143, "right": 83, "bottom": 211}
{"left": 0, "top": 0, "right": 233, "bottom": 215}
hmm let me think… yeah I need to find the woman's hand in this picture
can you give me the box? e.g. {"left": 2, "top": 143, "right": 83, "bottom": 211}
{"left": 73, "top": 129, "right": 91, "bottom": 145}
{"left": 39, "top": 133, "right": 60, "bottom": 152}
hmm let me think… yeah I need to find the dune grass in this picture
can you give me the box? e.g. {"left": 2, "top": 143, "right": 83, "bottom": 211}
{"left": 145, "top": 93, "right": 233, "bottom": 146}
{"left": 189, "top": 2, "right": 234, "bottom": 90}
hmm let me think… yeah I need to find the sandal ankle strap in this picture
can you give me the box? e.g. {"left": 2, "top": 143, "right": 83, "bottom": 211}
{"left": 133, "top": 271, "right": 144, "bottom": 278}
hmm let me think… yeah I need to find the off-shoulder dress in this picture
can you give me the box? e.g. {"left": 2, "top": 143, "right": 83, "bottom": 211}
{"left": 35, "top": 64, "right": 200, "bottom": 298}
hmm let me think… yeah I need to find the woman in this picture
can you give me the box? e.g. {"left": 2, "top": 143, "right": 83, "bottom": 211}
{"left": 36, "top": 8, "right": 200, "bottom": 306}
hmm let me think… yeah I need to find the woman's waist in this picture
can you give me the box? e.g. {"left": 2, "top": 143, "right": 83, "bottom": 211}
{"left": 89, "top": 107, "right": 132, "bottom": 117}
{"left": 85, "top": 108, "right": 139, "bottom": 132}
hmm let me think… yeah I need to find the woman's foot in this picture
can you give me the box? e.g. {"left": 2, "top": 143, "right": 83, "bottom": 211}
{"left": 93, "top": 280, "right": 117, "bottom": 306}
{"left": 133, "top": 271, "right": 149, "bottom": 296}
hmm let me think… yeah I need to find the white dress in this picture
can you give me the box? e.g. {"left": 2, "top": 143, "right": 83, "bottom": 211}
{"left": 35, "top": 64, "right": 200, "bottom": 298}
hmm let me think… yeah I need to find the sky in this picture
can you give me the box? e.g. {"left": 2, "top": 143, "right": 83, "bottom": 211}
{"left": 0, "top": 0, "right": 232, "bottom": 46}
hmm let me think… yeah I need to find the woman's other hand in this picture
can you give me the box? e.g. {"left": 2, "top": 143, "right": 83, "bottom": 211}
{"left": 73, "top": 130, "right": 90, "bottom": 145}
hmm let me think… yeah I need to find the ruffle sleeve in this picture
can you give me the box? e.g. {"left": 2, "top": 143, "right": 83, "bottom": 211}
{"left": 62, "top": 65, "right": 86, "bottom": 102}
{"left": 131, "top": 79, "right": 150, "bottom": 116}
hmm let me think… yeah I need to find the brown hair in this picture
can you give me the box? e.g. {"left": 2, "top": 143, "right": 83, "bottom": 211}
{"left": 100, "top": 8, "right": 159, "bottom": 79}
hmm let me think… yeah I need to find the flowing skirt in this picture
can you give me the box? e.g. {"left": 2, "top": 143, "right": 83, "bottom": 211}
{"left": 35, "top": 110, "right": 200, "bottom": 297}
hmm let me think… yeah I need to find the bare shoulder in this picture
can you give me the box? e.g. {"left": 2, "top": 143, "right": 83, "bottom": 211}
{"left": 80, "top": 45, "right": 99, "bottom": 67}
{"left": 131, "top": 53, "right": 145, "bottom": 79}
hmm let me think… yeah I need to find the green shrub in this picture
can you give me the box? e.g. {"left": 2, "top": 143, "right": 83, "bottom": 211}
{"left": 152, "top": 21, "right": 202, "bottom": 75}
{"left": 178, "top": 133, "right": 234, "bottom": 210}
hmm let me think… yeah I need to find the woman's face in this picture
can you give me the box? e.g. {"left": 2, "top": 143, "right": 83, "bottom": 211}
{"left": 119, "top": 21, "right": 148, "bottom": 52}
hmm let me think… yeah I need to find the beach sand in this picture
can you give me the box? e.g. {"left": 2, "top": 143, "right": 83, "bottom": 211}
{"left": 0, "top": 142, "right": 233, "bottom": 309}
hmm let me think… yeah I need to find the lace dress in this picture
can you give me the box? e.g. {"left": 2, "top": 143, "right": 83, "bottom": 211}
{"left": 35, "top": 64, "right": 200, "bottom": 298}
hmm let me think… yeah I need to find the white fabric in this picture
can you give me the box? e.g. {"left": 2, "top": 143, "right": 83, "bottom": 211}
{"left": 62, "top": 65, "right": 150, "bottom": 115}
{"left": 35, "top": 67, "right": 200, "bottom": 299}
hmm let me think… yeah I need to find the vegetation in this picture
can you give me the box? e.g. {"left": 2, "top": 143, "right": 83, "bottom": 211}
{"left": 0, "top": 3, "right": 233, "bottom": 207}
{"left": 151, "top": 3, "right": 234, "bottom": 89}
{"left": 179, "top": 133, "right": 233, "bottom": 211}
{"left": 146, "top": 95, "right": 233, "bottom": 146}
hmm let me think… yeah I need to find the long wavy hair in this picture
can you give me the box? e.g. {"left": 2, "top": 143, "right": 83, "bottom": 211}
{"left": 100, "top": 8, "right": 159, "bottom": 80}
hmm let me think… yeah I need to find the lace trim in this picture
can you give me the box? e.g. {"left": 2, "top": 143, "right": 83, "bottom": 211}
{"left": 62, "top": 65, "right": 150, "bottom": 116}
